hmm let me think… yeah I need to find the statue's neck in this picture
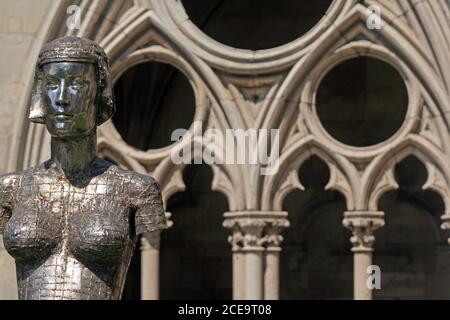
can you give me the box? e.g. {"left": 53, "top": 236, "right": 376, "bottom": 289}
{"left": 50, "top": 131, "right": 97, "bottom": 177}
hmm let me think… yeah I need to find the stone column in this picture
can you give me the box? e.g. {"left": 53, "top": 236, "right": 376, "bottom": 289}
{"left": 263, "top": 216, "right": 289, "bottom": 300}
{"left": 140, "top": 230, "right": 161, "bottom": 300}
{"left": 343, "top": 211, "right": 384, "bottom": 300}
{"left": 224, "top": 213, "right": 265, "bottom": 300}
{"left": 242, "top": 223, "right": 266, "bottom": 300}
{"left": 223, "top": 211, "right": 289, "bottom": 300}
{"left": 140, "top": 212, "right": 173, "bottom": 300}
{"left": 225, "top": 225, "right": 245, "bottom": 299}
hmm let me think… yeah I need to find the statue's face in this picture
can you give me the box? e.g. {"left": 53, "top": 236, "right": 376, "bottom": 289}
{"left": 41, "top": 62, "right": 97, "bottom": 138}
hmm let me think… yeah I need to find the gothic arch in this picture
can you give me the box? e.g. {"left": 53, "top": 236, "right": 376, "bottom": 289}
{"left": 262, "top": 136, "right": 357, "bottom": 211}
{"left": 364, "top": 135, "right": 450, "bottom": 214}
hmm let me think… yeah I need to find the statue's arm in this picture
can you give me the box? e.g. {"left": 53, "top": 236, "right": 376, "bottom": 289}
{"left": 0, "top": 173, "right": 15, "bottom": 234}
{"left": 133, "top": 177, "right": 167, "bottom": 235}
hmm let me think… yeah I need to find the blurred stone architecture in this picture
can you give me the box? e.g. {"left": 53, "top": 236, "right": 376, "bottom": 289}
{"left": 0, "top": 0, "right": 449, "bottom": 300}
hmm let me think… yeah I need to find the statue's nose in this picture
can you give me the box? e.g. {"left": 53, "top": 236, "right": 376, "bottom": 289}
{"left": 55, "top": 81, "right": 69, "bottom": 108}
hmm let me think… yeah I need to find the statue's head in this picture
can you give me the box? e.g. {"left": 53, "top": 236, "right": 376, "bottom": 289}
{"left": 30, "top": 36, "right": 114, "bottom": 137}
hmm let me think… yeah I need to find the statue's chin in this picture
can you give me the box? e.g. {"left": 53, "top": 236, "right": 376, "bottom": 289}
{"left": 47, "top": 125, "right": 90, "bottom": 138}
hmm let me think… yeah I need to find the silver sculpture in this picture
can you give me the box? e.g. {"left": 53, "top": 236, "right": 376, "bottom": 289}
{"left": 0, "top": 37, "right": 167, "bottom": 300}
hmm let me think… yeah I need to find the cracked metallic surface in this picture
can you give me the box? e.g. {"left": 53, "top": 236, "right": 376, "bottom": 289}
{"left": 0, "top": 37, "right": 166, "bottom": 300}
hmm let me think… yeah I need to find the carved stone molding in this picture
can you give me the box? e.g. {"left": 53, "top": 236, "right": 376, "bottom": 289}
{"left": 342, "top": 211, "right": 385, "bottom": 253}
{"left": 367, "top": 167, "right": 398, "bottom": 211}
{"left": 159, "top": 0, "right": 349, "bottom": 73}
{"left": 263, "top": 219, "right": 291, "bottom": 252}
{"left": 223, "top": 211, "right": 290, "bottom": 252}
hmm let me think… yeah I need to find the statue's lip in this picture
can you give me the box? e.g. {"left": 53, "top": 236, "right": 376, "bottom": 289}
{"left": 54, "top": 114, "right": 73, "bottom": 120}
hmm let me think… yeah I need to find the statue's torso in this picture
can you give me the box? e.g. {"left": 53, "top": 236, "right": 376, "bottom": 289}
{"left": 0, "top": 159, "right": 166, "bottom": 300}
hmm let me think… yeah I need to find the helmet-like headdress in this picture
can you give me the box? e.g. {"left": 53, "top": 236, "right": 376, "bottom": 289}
{"left": 29, "top": 36, "right": 115, "bottom": 125}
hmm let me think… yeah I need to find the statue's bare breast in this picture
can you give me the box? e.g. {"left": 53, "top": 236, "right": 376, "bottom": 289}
{"left": 0, "top": 159, "right": 166, "bottom": 300}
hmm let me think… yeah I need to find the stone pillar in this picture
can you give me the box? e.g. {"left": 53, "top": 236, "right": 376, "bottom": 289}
{"left": 226, "top": 227, "right": 245, "bottom": 299}
{"left": 263, "top": 216, "right": 289, "bottom": 300}
{"left": 224, "top": 211, "right": 289, "bottom": 300}
{"left": 140, "top": 230, "right": 161, "bottom": 300}
{"left": 140, "top": 212, "right": 172, "bottom": 300}
{"left": 343, "top": 211, "right": 384, "bottom": 300}
{"left": 242, "top": 223, "right": 265, "bottom": 300}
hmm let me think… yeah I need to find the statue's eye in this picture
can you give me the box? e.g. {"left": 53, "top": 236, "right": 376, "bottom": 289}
{"left": 46, "top": 82, "right": 58, "bottom": 90}
{"left": 70, "top": 80, "right": 84, "bottom": 89}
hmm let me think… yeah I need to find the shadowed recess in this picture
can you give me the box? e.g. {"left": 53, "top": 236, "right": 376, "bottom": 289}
{"left": 281, "top": 156, "right": 351, "bottom": 299}
{"left": 113, "top": 61, "right": 195, "bottom": 150}
{"left": 394, "top": 155, "right": 428, "bottom": 188}
{"left": 160, "top": 164, "right": 231, "bottom": 299}
{"left": 182, "top": 0, "right": 332, "bottom": 50}
{"left": 316, "top": 57, "right": 408, "bottom": 147}
{"left": 298, "top": 155, "right": 330, "bottom": 187}
{"left": 374, "top": 155, "right": 447, "bottom": 299}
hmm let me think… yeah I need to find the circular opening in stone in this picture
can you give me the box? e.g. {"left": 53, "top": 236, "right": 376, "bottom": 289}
{"left": 316, "top": 57, "right": 408, "bottom": 147}
{"left": 113, "top": 61, "right": 196, "bottom": 150}
{"left": 299, "top": 155, "right": 330, "bottom": 188}
{"left": 181, "top": 0, "right": 332, "bottom": 50}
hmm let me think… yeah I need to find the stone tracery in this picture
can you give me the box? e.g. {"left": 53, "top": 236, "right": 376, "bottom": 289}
{"left": 10, "top": 0, "right": 450, "bottom": 300}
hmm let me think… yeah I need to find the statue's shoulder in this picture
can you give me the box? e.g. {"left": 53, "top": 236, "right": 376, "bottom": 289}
{"left": 0, "top": 172, "right": 19, "bottom": 230}
{"left": 0, "top": 163, "right": 43, "bottom": 190}
{"left": 0, "top": 171, "right": 20, "bottom": 191}
{"left": 99, "top": 160, "right": 166, "bottom": 233}
{"left": 0, "top": 165, "right": 39, "bottom": 200}
{"left": 0, "top": 162, "right": 54, "bottom": 187}
{"left": 99, "top": 159, "right": 160, "bottom": 196}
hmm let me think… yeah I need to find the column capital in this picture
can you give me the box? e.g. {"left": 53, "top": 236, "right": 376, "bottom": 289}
{"left": 342, "top": 211, "right": 385, "bottom": 252}
{"left": 263, "top": 218, "right": 290, "bottom": 251}
{"left": 223, "top": 211, "right": 290, "bottom": 251}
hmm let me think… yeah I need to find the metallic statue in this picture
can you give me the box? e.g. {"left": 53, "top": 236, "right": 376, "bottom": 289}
{"left": 0, "top": 37, "right": 167, "bottom": 300}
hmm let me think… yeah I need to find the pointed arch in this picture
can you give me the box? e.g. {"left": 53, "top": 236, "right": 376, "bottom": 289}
{"left": 262, "top": 136, "right": 357, "bottom": 211}
{"left": 363, "top": 135, "right": 450, "bottom": 213}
